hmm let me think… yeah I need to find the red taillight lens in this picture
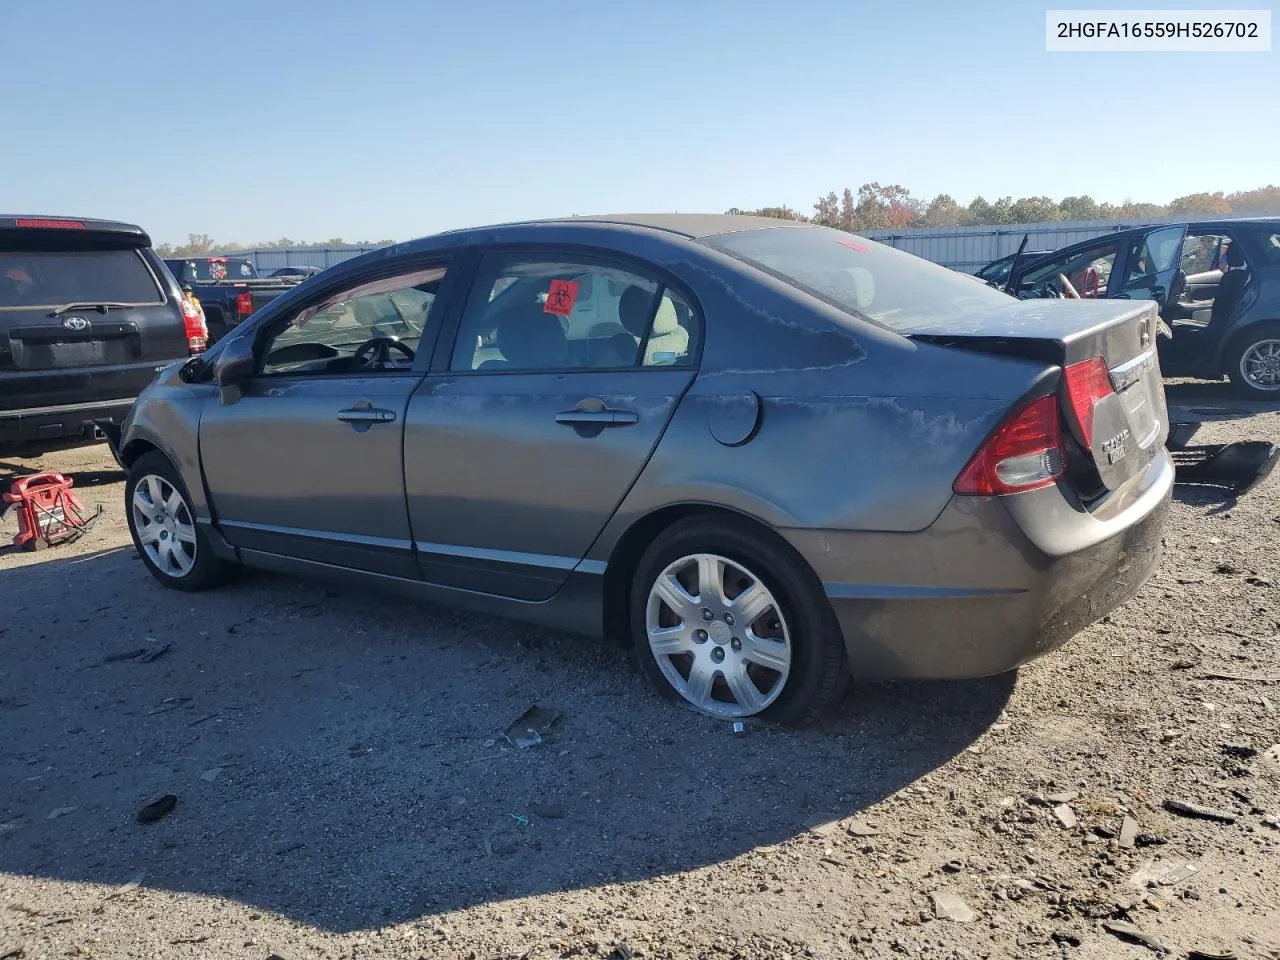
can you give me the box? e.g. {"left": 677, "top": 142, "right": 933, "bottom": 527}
{"left": 236, "top": 291, "right": 254, "bottom": 316}
{"left": 180, "top": 297, "right": 208, "bottom": 353}
{"left": 1063, "top": 356, "right": 1114, "bottom": 446}
{"left": 954, "top": 395, "right": 1064, "bottom": 496}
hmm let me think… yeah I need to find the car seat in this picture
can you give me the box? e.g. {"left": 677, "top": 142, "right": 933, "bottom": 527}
{"left": 479, "top": 308, "right": 569, "bottom": 370}
{"left": 617, "top": 285, "right": 690, "bottom": 365}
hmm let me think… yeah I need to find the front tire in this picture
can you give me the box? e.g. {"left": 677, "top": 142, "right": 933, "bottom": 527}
{"left": 125, "top": 451, "right": 229, "bottom": 591}
{"left": 1226, "top": 322, "right": 1280, "bottom": 399}
{"left": 630, "top": 517, "right": 848, "bottom": 726}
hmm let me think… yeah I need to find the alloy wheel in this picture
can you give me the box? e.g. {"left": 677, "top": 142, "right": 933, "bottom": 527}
{"left": 645, "top": 553, "right": 792, "bottom": 718}
{"left": 1240, "top": 338, "right": 1280, "bottom": 392}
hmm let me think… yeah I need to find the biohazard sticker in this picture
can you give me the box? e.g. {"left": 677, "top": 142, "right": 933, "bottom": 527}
{"left": 543, "top": 278, "right": 579, "bottom": 316}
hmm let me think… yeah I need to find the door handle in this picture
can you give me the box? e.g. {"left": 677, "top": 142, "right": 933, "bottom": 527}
{"left": 555, "top": 408, "right": 638, "bottom": 427}
{"left": 337, "top": 407, "right": 397, "bottom": 424}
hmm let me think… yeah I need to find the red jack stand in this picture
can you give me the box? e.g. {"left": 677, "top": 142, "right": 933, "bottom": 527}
{"left": 1, "top": 472, "right": 103, "bottom": 551}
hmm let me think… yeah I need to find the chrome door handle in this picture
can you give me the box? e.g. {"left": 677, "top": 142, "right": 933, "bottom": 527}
{"left": 337, "top": 408, "right": 397, "bottom": 423}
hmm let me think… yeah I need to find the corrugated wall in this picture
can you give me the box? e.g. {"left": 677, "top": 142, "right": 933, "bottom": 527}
{"left": 236, "top": 245, "right": 380, "bottom": 272}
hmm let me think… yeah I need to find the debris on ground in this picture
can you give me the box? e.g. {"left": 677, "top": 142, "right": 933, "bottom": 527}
{"left": 1101, "top": 919, "right": 1167, "bottom": 952}
{"left": 199, "top": 767, "right": 222, "bottom": 782}
{"left": 1130, "top": 858, "right": 1202, "bottom": 888}
{"left": 529, "top": 802, "right": 567, "bottom": 819}
{"left": 102, "top": 642, "right": 171, "bottom": 664}
{"left": 136, "top": 795, "right": 177, "bottom": 824}
{"left": 503, "top": 704, "right": 560, "bottom": 748}
{"left": 931, "top": 889, "right": 975, "bottom": 922}
{"left": 846, "top": 820, "right": 880, "bottom": 837}
{"left": 45, "top": 806, "right": 78, "bottom": 821}
{"left": 1118, "top": 814, "right": 1139, "bottom": 848}
{"left": 1052, "top": 803, "right": 1077, "bottom": 829}
{"left": 1163, "top": 798, "right": 1238, "bottom": 823}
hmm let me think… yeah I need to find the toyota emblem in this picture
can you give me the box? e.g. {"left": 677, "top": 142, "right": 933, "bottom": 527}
{"left": 63, "top": 315, "right": 90, "bottom": 332}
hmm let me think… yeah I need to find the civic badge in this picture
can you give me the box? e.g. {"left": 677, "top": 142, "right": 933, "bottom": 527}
{"left": 63, "top": 315, "right": 90, "bottom": 332}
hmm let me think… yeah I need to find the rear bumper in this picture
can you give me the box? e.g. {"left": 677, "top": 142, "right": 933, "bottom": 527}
{"left": 0, "top": 397, "right": 135, "bottom": 445}
{"left": 780, "top": 451, "right": 1174, "bottom": 680}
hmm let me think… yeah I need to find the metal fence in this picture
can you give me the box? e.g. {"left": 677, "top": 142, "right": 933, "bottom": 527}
{"left": 863, "top": 212, "right": 1273, "bottom": 272}
{"left": 235, "top": 245, "right": 381, "bottom": 272}
{"left": 234, "top": 213, "right": 1273, "bottom": 276}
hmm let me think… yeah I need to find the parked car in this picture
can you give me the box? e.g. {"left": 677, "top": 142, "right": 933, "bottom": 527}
{"left": 270, "top": 265, "right": 322, "bottom": 278}
{"left": 974, "top": 249, "right": 1052, "bottom": 285}
{"left": 107, "top": 214, "right": 1172, "bottom": 725}
{"left": 1, "top": 215, "right": 207, "bottom": 449}
{"left": 1004, "top": 218, "right": 1280, "bottom": 398}
{"left": 163, "top": 256, "right": 302, "bottom": 343}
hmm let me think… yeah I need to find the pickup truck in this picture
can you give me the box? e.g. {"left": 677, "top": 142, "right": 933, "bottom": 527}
{"left": 163, "top": 256, "right": 302, "bottom": 342}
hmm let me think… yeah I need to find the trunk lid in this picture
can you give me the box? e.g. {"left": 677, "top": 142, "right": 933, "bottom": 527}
{"left": 909, "top": 298, "right": 1169, "bottom": 496}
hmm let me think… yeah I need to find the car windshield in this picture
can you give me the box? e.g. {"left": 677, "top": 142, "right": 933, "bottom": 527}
{"left": 705, "top": 226, "right": 1015, "bottom": 332}
{"left": 0, "top": 248, "right": 163, "bottom": 309}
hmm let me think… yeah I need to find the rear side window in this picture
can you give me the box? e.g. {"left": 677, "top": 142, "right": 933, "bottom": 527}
{"left": 450, "top": 254, "right": 701, "bottom": 371}
{"left": 1, "top": 249, "right": 163, "bottom": 309}
{"left": 705, "top": 226, "right": 1014, "bottom": 333}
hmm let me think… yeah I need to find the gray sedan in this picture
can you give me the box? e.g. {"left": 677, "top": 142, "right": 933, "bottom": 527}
{"left": 111, "top": 214, "right": 1173, "bottom": 725}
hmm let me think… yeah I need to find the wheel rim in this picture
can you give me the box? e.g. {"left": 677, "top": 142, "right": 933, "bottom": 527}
{"left": 131, "top": 474, "right": 197, "bottom": 577}
{"left": 645, "top": 553, "right": 792, "bottom": 718}
{"left": 1239, "top": 338, "right": 1280, "bottom": 391}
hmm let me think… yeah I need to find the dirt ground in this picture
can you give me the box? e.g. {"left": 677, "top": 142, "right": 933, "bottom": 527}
{"left": 1, "top": 382, "right": 1278, "bottom": 960}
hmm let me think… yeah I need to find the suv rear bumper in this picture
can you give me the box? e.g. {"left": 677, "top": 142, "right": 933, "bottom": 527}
{"left": 0, "top": 397, "right": 135, "bottom": 445}
{"left": 780, "top": 451, "right": 1174, "bottom": 680}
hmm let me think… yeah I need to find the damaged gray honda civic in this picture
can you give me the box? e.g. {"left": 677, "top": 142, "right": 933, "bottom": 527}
{"left": 109, "top": 214, "right": 1172, "bottom": 725}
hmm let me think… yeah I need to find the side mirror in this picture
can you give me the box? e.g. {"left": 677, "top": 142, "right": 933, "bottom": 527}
{"left": 212, "top": 334, "right": 256, "bottom": 404}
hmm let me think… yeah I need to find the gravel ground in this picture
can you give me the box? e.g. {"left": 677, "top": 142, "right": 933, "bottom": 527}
{"left": 1, "top": 382, "right": 1278, "bottom": 960}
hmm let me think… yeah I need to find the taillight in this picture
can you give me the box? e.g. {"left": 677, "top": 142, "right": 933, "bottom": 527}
{"left": 180, "top": 296, "right": 208, "bottom": 353}
{"left": 1063, "top": 356, "right": 1114, "bottom": 446}
{"left": 15, "top": 218, "right": 85, "bottom": 229}
{"left": 954, "top": 395, "right": 1064, "bottom": 496}
{"left": 236, "top": 291, "right": 254, "bottom": 317}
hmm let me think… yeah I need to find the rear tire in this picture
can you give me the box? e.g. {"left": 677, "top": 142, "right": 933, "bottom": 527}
{"left": 125, "top": 451, "right": 231, "bottom": 591}
{"left": 630, "top": 516, "right": 848, "bottom": 726}
{"left": 1226, "top": 322, "right": 1280, "bottom": 399}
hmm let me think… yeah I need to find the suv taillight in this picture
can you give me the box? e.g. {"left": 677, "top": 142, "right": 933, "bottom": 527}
{"left": 954, "top": 395, "right": 1064, "bottom": 496}
{"left": 237, "top": 291, "right": 254, "bottom": 317}
{"left": 1063, "top": 356, "right": 1115, "bottom": 446}
{"left": 180, "top": 296, "right": 208, "bottom": 353}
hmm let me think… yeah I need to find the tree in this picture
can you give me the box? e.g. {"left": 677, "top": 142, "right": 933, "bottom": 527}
{"left": 1118, "top": 200, "right": 1166, "bottom": 218}
{"left": 840, "top": 188, "right": 856, "bottom": 232}
{"left": 852, "top": 182, "right": 922, "bottom": 231}
{"left": 725, "top": 206, "right": 807, "bottom": 221}
{"left": 923, "top": 194, "right": 963, "bottom": 227}
{"left": 1008, "top": 196, "right": 1063, "bottom": 224}
{"left": 966, "top": 196, "right": 995, "bottom": 225}
{"left": 1167, "top": 191, "right": 1232, "bottom": 217}
{"left": 1060, "top": 195, "right": 1102, "bottom": 221}
{"left": 812, "top": 191, "right": 840, "bottom": 228}
{"left": 1226, "top": 185, "right": 1280, "bottom": 215}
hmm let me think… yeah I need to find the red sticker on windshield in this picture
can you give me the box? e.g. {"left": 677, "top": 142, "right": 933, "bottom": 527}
{"left": 544, "top": 278, "right": 579, "bottom": 316}
{"left": 837, "top": 238, "right": 871, "bottom": 253}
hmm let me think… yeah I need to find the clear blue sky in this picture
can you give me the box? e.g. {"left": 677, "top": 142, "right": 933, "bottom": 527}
{"left": 2, "top": 0, "right": 1275, "bottom": 246}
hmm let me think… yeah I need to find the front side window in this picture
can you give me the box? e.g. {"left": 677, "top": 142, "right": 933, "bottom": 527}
{"left": 260, "top": 265, "right": 443, "bottom": 376}
{"left": 1016, "top": 242, "right": 1119, "bottom": 299}
{"left": 450, "top": 255, "right": 700, "bottom": 371}
{"left": 705, "top": 226, "right": 1015, "bottom": 332}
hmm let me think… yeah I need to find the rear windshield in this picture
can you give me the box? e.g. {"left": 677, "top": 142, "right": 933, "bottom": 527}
{"left": 1, "top": 249, "right": 163, "bottom": 310}
{"left": 168, "top": 258, "right": 258, "bottom": 282}
{"left": 704, "top": 226, "right": 1015, "bottom": 333}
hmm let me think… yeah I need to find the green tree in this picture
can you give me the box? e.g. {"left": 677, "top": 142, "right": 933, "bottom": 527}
{"left": 1009, "top": 196, "right": 1063, "bottom": 223}
{"left": 1060, "top": 195, "right": 1102, "bottom": 221}
{"left": 923, "top": 193, "right": 963, "bottom": 227}
{"left": 812, "top": 191, "right": 840, "bottom": 228}
{"left": 840, "top": 188, "right": 856, "bottom": 232}
{"left": 1226, "top": 185, "right": 1280, "bottom": 214}
{"left": 966, "top": 196, "right": 995, "bottom": 225}
{"left": 1167, "top": 191, "right": 1231, "bottom": 216}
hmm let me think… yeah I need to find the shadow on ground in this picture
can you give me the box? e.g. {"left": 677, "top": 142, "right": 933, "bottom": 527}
{"left": 0, "top": 547, "right": 1012, "bottom": 932}
{"left": 1165, "top": 380, "right": 1280, "bottom": 424}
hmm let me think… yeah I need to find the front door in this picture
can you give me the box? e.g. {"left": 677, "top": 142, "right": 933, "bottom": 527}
{"left": 1115, "top": 224, "right": 1188, "bottom": 314}
{"left": 199, "top": 261, "right": 452, "bottom": 578}
{"left": 403, "top": 251, "right": 703, "bottom": 600}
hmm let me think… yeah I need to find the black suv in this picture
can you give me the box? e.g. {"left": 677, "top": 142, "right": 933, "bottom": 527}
{"left": 1005, "top": 218, "right": 1280, "bottom": 398}
{"left": 1, "top": 216, "right": 203, "bottom": 448}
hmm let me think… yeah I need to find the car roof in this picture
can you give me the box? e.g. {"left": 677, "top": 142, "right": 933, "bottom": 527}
{"left": 439, "top": 213, "right": 811, "bottom": 242}
{"left": 0, "top": 215, "right": 149, "bottom": 243}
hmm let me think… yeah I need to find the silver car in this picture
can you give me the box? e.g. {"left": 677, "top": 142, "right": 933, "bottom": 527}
{"left": 110, "top": 215, "right": 1173, "bottom": 725}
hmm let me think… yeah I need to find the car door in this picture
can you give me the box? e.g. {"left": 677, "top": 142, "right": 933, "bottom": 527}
{"left": 403, "top": 250, "right": 703, "bottom": 600}
{"left": 1010, "top": 239, "right": 1122, "bottom": 300}
{"left": 199, "top": 259, "right": 455, "bottom": 578}
{"left": 1113, "top": 224, "right": 1189, "bottom": 314}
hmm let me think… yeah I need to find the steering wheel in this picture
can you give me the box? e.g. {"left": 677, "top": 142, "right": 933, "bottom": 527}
{"left": 352, "top": 336, "right": 415, "bottom": 369}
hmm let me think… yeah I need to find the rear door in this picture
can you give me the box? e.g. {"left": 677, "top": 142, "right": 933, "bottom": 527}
{"left": 198, "top": 259, "right": 454, "bottom": 577}
{"left": 1, "top": 223, "right": 187, "bottom": 415}
{"left": 403, "top": 250, "right": 702, "bottom": 600}
{"left": 1114, "top": 225, "right": 1188, "bottom": 315}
